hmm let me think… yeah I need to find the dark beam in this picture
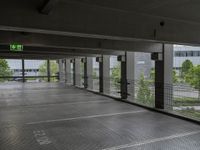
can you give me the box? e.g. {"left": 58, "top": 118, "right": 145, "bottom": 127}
{"left": 0, "top": 31, "right": 162, "bottom": 53}
{"left": 0, "top": 53, "right": 77, "bottom": 60}
{"left": 0, "top": 45, "right": 122, "bottom": 56}
{"left": 0, "top": 1, "right": 200, "bottom": 45}
{"left": 39, "top": 0, "right": 59, "bottom": 14}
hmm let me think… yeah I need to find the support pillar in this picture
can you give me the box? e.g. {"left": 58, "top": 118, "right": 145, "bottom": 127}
{"left": 117, "top": 54, "right": 128, "bottom": 99}
{"left": 47, "top": 59, "right": 50, "bottom": 82}
{"left": 98, "top": 55, "right": 110, "bottom": 94}
{"left": 86, "top": 57, "right": 93, "bottom": 90}
{"left": 22, "top": 59, "right": 25, "bottom": 83}
{"left": 72, "top": 59, "right": 75, "bottom": 85}
{"left": 98, "top": 57, "right": 103, "bottom": 93}
{"left": 74, "top": 58, "right": 81, "bottom": 87}
{"left": 153, "top": 44, "right": 173, "bottom": 109}
{"left": 58, "top": 59, "right": 65, "bottom": 82}
{"left": 82, "top": 57, "right": 88, "bottom": 88}
{"left": 65, "top": 59, "right": 71, "bottom": 84}
{"left": 126, "top": 52, "right": 136, "bottom": 101}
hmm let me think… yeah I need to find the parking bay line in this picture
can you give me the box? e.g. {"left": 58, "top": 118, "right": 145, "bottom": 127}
{"left": 102, "top": 130, "right": 200, "bottom": 150}
{"left": 26, "top": 110, "right": 147, "bottom": 125}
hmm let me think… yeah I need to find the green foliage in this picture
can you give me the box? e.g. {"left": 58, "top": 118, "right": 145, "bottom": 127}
{"left": 39, "top": 61, "right": 48, "bottom": 76}
{"left": 39, "top": 61, "right": 58, "bottom": 76}
{"left": 181, "top": 59, "right": 193, "bottom": 79}
{"left": 150, "top": 68, "right": 178, "bottom": 83}
{"left": 150, "top": 68, "right": 155, "bottom": 81}
{"left": 92, "top": 69, "right": 98, "bottom": 79}
{"left": 80, "top": 62, "right": 84, "bottom": 75}
{"left": 0, "top": 59, "right": 12, "bottom": 82}
{"left": 186, "top": 65, "right": 200, "bottom": 100}
{"left": 172, "top": 70, "right": 178, "bottom": 83}
{"left": 174, "top": 97, "right": 200, "bottom": 106}
{"left": 176, "top": 110, "right": 200, "bottom": 120}
{"left": 111, "top": 63, "right": 120, "bottom": 87}
{"left": 137, "top": 73, "right": 153, "bottom": 105}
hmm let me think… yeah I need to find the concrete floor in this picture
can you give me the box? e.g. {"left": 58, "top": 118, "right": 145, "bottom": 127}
{"left": 0, "top": 82, "right": 200, "bottom": 150}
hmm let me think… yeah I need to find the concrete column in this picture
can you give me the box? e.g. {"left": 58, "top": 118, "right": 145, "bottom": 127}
{"left": 102, "top": 55, "right": 110, "bottom": 94}
{"left": 82, "top": 58, "right": 88, "bottom": 88}
{"left": 86, "top": 57, "right": 93, "bottom": 90}
{"left": 126, "top": 52, "right": 136, "bottom": 100}
{"left": 154, "top": 44, "right": 173, "bottom": 109}
{"left": 64, "top": 59, "right": 67, "bottom": 83}
{"left": 74, "top": 58, "right": 81, "bottom": 87}
{"left": 72, "top": 59, "right": 75, "bottom": 85}
{"left": 22, "top": 59, "right": 25, "bottom": 83}
{"left": 65, "top": 59, "right": 71, "bottom": 84}
{"left": 164, "top": 44, "right": 173, "bottom": 110}
{"left": 98, "top": 57, "right": 103, "bottom": 93}
{"left": 47, "top": 59, "right": 51, "bottom": 82}
{"left": 97, "top": 55, "right": 110, "bottom": 94}
{"left": 58, "top": 59, "right": 65, "bottom": 82}
{"left": 117, "top": 54, "right": 127, "bottom": 99}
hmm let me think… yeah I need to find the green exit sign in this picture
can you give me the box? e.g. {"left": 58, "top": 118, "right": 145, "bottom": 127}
{"left": 10, "top": 44, "right": 23, "bottom": 52}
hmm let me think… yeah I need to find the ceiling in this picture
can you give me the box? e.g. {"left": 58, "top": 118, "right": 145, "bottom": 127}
{"left": 0, "top": 0, "right": 199, "bottom": 59}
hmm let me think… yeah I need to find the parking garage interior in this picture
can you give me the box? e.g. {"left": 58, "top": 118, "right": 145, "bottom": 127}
{"left": 0, "top": 0, "right": 200, "bottom": 150}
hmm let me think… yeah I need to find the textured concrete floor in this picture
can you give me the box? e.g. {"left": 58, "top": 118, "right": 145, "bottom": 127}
{"left": 0, "top": 82, "right": 200, "bottom": 150}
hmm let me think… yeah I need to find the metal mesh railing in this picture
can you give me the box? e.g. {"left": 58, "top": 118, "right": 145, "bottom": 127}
{"left": 67, "top": 72, "right": 200, "bottom": 121}
{"left": 169, "top": 83, "right": 200, "bottom": 121}
{"left": 127, "top": 79, "right": 155, "bottom": 107}
{"left": 103, "top": 76, "right": 121, "bottom": 97}
{"left": 91, "top": 75, "right": 99, "bottom": 92}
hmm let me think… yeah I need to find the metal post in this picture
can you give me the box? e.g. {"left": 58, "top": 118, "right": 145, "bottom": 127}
{"left": 82, "top": 57, "right": 88, "bottom": 88}
{"left": 98, "top": 56, "right": 103, "bottom": 93}
{"left": 155, "top": 57, "right": 164, "bottom": 109}
{"left": 118, "top": 54, "right": 128, "bottom": 99}
{"left": 72, "top": 59, "right": 75, "bottom": 86}
{"left": 47, "top": 59, "right": 51, "bottom": 82}
{"left": 22, "top": 59, "right": 25, "bottom": 83}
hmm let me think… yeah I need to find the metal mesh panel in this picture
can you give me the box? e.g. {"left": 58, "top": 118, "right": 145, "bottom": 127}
{"left": 67, "top": 71, "right": 200, "bottom": 121}
{"left": 127, "top": 79, "right": 155, "bottom": 108}
{"left": 92, "top": 75, "right": 99, "bottom": 92}
{"left": 165, "top": 83, "right": 200, "bottom": 121}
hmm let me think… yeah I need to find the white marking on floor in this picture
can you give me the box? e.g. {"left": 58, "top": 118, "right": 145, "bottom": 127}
{"left": 33, "top": 130, "right": 52, "bottom": 145}
{"left": 102, "top": 130, "right": 200, "bottom": 150}
{"left": 22, "top": 100, "right": 111, "bottom": 108}
{"left": 26, "top": 110, "right": 147, "bottom": 125}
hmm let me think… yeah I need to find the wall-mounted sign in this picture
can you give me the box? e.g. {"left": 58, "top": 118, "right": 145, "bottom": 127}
{"left": 10, "top": 44, "right": 23, "bottom": 52}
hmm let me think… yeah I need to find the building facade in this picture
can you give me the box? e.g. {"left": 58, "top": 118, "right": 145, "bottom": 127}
{"left": 173, "top": 45, "right": 200, "bottom": 74}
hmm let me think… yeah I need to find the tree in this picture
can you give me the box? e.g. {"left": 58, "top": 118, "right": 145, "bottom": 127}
{"left": 39, "top": 61, "right": 58, "bottom": 76}
{"left": 137, "top": 73, "right": 153, "bottom": 105}
{"left": 150, "top": 68, "right": 178, "bottom": 83}
{"left": 111, "top": 63, "right": 120, "bottom": 87}
{"left": 186, "top": 65, "right": 200, "bottom": 100}
{"left": 150, "top": 68, "right": 155, "bottom": 81}
{"left": 173, "top": 70, "right": 178, "bottom": 83}
{"left": 0, "top": 59, "right": 12, "bottom": 82}
{"left": 181, "top": 60, "right": 193, "bottom": 79}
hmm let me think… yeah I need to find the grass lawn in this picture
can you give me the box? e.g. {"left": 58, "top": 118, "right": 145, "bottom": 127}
{"left": 174, "top": 97, "right": 200, "bottom": 106}
{"left": 175, "top": 110, "right": 200, "bottom": 121}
